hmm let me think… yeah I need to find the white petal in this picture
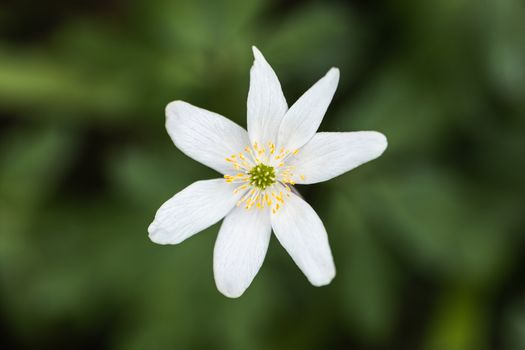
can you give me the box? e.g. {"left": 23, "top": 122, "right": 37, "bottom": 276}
{"left": 213, "top": 206, "right": 271, "bottom": 298}
{"left": 148, "top": 179, "right": 241, "bottom": 245}
{"left": 247, "top": 46, "right": 288, "bottom": 145}
{"left": 277, "top": 68, "right": 339, "bottom": 152}
{"left": 271, "top": 192, "right": 335, "bottom": 286}
{"left": 166, "top": 101, "right": 250, "bottom": 175}
{"left": 287, "top": 131, "right": 387, "bottom": 184}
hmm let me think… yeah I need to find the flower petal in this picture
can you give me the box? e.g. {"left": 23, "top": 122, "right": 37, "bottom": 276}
{"left": 287, "top": 131, "right": 387, "bottom": 184}
{"left": 271, "top": 192, "right": 335, "bottom": 286}
{"left": 277, "top": 68, "right": 339, "bottom": 151}
{"left": 148, "top": 179, "right": 241, "bottom": 245}
{"left": 166, "top": 101, "right": 250, "bottom": 175}
{"left": 247, "top": 46, "right": 288, "bottom": 145}
{"left": 213, "top": 206, "right": 271, "bottom": 298}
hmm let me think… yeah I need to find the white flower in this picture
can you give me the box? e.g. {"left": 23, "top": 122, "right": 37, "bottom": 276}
{"left": 148, "top": 46, "right": 387, "bottom": 298}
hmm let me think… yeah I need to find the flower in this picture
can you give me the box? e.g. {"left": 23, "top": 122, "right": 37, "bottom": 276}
{"left": 148, "top": 46, "right": 387, "bottom": 298}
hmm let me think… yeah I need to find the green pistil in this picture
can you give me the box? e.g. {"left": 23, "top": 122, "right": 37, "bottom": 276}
{"left": 248, "top": 163, "right": 276, "bottom": 190}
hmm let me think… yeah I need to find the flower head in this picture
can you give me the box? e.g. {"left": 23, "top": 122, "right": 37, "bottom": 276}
{"left": 148, "top": 46, "right": 387, "bottom": 298}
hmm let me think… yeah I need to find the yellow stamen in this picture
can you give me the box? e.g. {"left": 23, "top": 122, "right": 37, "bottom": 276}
{"left": 225, "top": 141, "right": 302, "bottom": 213}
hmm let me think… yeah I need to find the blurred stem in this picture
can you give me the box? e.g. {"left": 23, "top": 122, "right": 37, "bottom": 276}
{"left": 425, "top": 284, "right": 488, "bottom": 350}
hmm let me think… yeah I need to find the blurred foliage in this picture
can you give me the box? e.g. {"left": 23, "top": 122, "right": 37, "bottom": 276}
{"left": 1, "top": 0, "right": 525, "bottom": 349}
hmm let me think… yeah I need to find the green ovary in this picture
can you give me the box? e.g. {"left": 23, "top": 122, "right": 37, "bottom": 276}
{"left": 248, "top": 163, "right": 276, "bottom": 190}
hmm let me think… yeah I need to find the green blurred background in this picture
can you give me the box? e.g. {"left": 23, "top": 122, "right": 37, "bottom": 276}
{"left": 1, "top": 0, "right": 524, "bottom": 349}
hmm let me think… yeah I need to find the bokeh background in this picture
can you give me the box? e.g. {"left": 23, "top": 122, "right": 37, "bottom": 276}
{"left": 1, "top": 0, "right": 525, "bottom": 349}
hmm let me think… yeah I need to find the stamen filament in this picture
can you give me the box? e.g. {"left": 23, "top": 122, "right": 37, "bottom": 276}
{"left": 225, "top": 140, "right": 301, "bottom": 214}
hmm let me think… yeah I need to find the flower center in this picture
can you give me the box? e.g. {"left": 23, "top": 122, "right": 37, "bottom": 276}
{"left": 248, "top": 163, "right": 276, "bottom": 190}
{"left": 224, "top": 141, "right": 305, "bottom": 213}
